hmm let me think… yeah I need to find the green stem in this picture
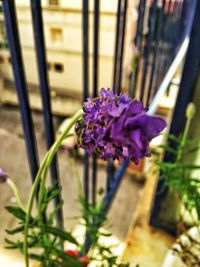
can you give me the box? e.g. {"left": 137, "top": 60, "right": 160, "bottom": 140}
{"left": 177, "top": 116, "right": 192, "bottom": 162}
{"left": 23, "top": 109, "right": 84, "bottom": 267}
{"left": 6, "top": 178, "right": 27, "bottom": 212}
{"left": 69, "top": 152, "right": 83, "bottom": 197}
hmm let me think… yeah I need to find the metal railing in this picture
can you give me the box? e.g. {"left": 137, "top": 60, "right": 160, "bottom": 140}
{"left": 0, "top": 0, "right": 197, "bottom": 243}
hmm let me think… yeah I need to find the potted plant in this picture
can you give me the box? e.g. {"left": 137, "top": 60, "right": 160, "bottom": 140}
{"left": 0, "top": 88, "right": 166, "bottom": 267}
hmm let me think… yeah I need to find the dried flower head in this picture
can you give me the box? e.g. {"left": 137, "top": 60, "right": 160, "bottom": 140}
{"left": 76, "top": 88, "right": 166, "bottom": 164}
{"left": 0, "top": 168, "right": 8, "bottom": 183}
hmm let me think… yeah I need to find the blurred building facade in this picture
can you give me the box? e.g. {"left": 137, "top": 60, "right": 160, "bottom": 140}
{"left": 0, "top": 0, "right": 138, "bottom": 114}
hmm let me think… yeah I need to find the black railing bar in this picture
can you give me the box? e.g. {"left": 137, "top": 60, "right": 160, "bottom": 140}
{"left": 149, "top": 36, "right": 189, "bottom": 115}
{"left": 112, "top": 0, "right": 122, "bottom": 93}
{"left": 117, "top": 0, "right": 128, "bottom": 95}
{"left": 173, "top": 0, "right": 189, "bottom": 54}
{"left": 107, "top": 0, "right": 128, "bottom": 194}
{"left": 107, "top": 0, "right": 122, "bottom": 195}
{"left": 135, "top": 0, "right": 147, "bottom": 49}
{"left": 132, "top": 0, "right": 147, "bottom": 99}
{"left": 153, "top": 0, "right": 172, "bottom": 91}
{"left": 179, "top": 0, "right": 190, "bottom": 40}
{"left": 83, "top": 0, "right": 89, "bottom": 102}
{"left": 174, "top": 0, "right": 183, "bottom": 20}
{"left": 128, "top": 65, "right": 138, "bottom": 98}
{"left": 146, "top": 0, "right": 166, "bottom": 106}
{"left": 165, "top": 0, "right": 184, "bottom": 79}
{"left": 134, "top": 0, "right": 143, "bottom": 47}
{"left": 82, "top": 0, "right": 90, "bottom": 202}
{"left": 92, "top": 0, "right": 100, "bottom": 206}
{"left": 106, "top": 160, "right": 116, "bottom": 194}
{"left": 171, "top": 0, "right": 197, "bottom": 72}
{"left": 2, "top": 0, "right": 39, "bottom": 183}
{"left": 157, "top": 0, "right": 194, "bottom": 94}
{"left": 92, "top": 0, "right": 99, "bottom": 98}
{"left": 84, "top": 152, "right": 89, "bottom": 202}
{"left": 30, "top": 0, "right": 63, "bottom": 227}
{"left": 92, "top": 154, "right": 97, "bottom": 206}
{"left": 139, "top": 0, "right": 157, "bottom": 102}
{"left": 104, "top": 159, "right": 130, "bottom": 212}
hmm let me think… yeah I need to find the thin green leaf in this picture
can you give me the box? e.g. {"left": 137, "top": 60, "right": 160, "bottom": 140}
{"left": 4, "top": 239, "right": 22, "bottom": 249}
{"left": 158, "top": 144, "right": 177, "bottom": 155}
{"left": 181, "top": 164, "right": 200, "bottom": 169}
{"left": 168, "top": 134, "right": 180, "bottom": 143}
{"left": 29, "top": 253, "right": 43, "bottom": 261}
{"left": 5, "top": 206, "right": 26, "bottom": 221}
{"left": 45, "top": 226, "right": 79, "bottom": 246}
{"left": 6, "top": 225, "right": 24, "bottom": 235}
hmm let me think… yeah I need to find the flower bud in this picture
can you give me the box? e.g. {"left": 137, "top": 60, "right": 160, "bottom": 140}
{"left": 186, "top": 102, "right": 196, "bottom": 119}
{"left": 65, "top": 249, "right": 79, "bottom": 258}
{"left": 0, "top": 168, "right": 8, "bottom": 183}
{"left": 80, "top": 256, "right": 89, "bottom": 266}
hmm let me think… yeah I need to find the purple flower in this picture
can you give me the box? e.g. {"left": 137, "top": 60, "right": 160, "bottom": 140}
{"left": 75, "top": 88, "right": 166, "bottom": 164}
{"left": 0, "top": 168, "right": 8, "bottom": 183}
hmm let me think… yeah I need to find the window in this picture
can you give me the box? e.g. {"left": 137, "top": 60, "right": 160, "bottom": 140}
{"left": 54, "top": 63, "right": 64, "bottom": 73}
{"left": 50, "top": 28, "right": 63, "bottom": 46}
{"left": 48, "top": 0, "right": 59, "bottom": 6}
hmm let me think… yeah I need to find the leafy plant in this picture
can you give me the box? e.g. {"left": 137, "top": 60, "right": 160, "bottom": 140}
{"left": 5, "top": 183, "right": 82, "bottom": 267}
{"left": 152, "top": 103, "right": 200, "bottom": 224}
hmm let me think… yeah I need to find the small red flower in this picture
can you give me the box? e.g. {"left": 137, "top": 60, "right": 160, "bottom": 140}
{"left": 80, "top": 255, "right": 89, "bottom": 266}
{"left": 65, "top": 249, "right": 79, "bottom": 258}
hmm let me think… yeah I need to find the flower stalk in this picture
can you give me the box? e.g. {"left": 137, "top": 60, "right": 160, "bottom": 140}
{"left": 177, "top": 103, "right": 196, "bottom": 162}
{"left": 24, "top": 109, "right": 84, "bottom": 267}
{"left": 7, "top": 178, "right": 27, "bottom": 213}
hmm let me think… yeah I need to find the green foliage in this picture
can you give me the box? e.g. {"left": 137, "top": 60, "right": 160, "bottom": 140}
{"left": 80, "top": 196, "right": 105, "bottom": 248}
{"left": 152, "top": 120, "right": 200, "bottom": 223}
{"left": 79, "top": 196, "right": 130, "bottom": 266}
{"left": 5, "top": 181, "right": 131, "bottom": 266}
{"left": 5, "top": 183, "right": 82, "bottom": 267}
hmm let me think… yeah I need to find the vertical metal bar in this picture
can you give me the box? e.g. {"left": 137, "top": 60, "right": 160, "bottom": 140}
{"left": 153, "top": 0, "right": 172, "bottom": 95}
{"left": 104, "top": 159, "right": 130, "bottom": 211}
{"left": 117, "top": 0, "right": 128, "bottom": 94}
{"left": 131, "top": 0, "right": 147, "bottom": 99}
{"left": 2, "top": 0, "right": 39, "bottom": 182}
{"left": 92, "top": 154, "right": 97, "bottom": 205}
{"left": 107, "top": 0, "right": 127, "bottom": 195}
{"left": 135, "top": 0, "right": 143, "bottom": 47}
{"left": 129, "top": 0, "right": 146, "bottom": 99}
{"left": 30, "top": 0, "right": 63, "bottom": 227}
{"left": 147, "top": 0, "right": 165, "bottom": 106}
{"left": 82, "top": 0, "right": 90, "bottom": 202}
{"left": 179, "top": 0, "right": 189, "bottom": 36}
{"left": 106, "top": 160, "right": 115, "bottom": 194}
{"left": 112, "top": 0, "right": 122, "bottom": 93}
{"left": 107, "top": 0, "right": 123, "bottom": 196}
{"left": 135, "top": 0, "right": 147, "bottom": 49}
{"left": 92, "top": 0, "right": 100, "bottom": 206}
{"left": 172, "top": 0, "right": 183, "bottom": 49}
{"left": 93, "top": 0, "right": 99, "bottom": 99}
{"left": 83, "top": 0, "right": 89, "bottom": 102}
{"left": 140, "top": 0, "right": 157, "bottom": 102}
